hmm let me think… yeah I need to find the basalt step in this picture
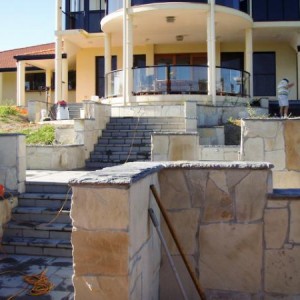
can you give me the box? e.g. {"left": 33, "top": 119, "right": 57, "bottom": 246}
{"left": 105, "top": 123, "right": 184, "bottom": 131}
{"left": 86, "top": 116, "right": 185, "bottom": 170}
{"left": 1, "top": 237, "right": 71, "bottom": 257}
{"left": 18, "top": 193, "right": 72, "bottom": 209}
{"left": 109, "top": 116, "right": 184, "bottom": 123}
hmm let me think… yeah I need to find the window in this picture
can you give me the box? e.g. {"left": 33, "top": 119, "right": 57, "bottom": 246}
{"left": 71, "top": 0, "right": 84, "bottom": 12}
{"left": 253, "top": 52, "right": 276, "bottom": 96}
{"left": 68, "top": 71, "right": 76, "bottom": 90}
{"left": 89, "top": 0, "right": 105, "bottom": 10}
{"left": 221, "top": 52, "right": 244, "bottom": 70}
{"left": 96, "top": 56, "right": 117, "bottom": 97}
{"left": 25, "top": 73, "right": 45, "bottom": 91}
{"left": 252, "top": 0, "right": 300, "bottom": 21}
{"left": 133, "top": 55, "right": 146, "bottom": 68}
{"left": 51, "top": 71, "right": 77, "bottom": 90}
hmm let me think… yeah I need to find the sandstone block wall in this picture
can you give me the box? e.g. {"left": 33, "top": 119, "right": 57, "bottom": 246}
{"left": 69, "top": 163, "right": 162, "bottom": 300}
{"left": 26, "top": 145, "right": 85, "bottom": 170}
{"left": 240, "top": 118, "right": 300, "bottom": 188}
{"left": 158, "top": 162, "right": 273, "bottom": 299}
{"left": 198, "top": 145, "right": 239, "bottom": 161}
{"left": 152, "top": 133, "right": 199, "bottom": 161}
{"left": 0, "top": 134, "right": 26, "bottom": 193}
{"left": 265, "top": 193, "right": 300, "bottom": 295}
{"left": 0, "top": 134, "right": 24, "bottom": 243}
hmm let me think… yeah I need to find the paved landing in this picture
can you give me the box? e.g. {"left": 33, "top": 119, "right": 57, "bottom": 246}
{"left": 0, "top": 254, "right": 74, "bottom": 299}
{"left": 26, "top": 170, "right": 90, "bottom": 184}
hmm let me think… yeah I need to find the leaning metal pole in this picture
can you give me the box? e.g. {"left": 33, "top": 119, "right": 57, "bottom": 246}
{"left": 148, "top": 208, "right": 189, "bottom": 300}
{"left": 150, "top": 184, "right": 207, "bottom": 300}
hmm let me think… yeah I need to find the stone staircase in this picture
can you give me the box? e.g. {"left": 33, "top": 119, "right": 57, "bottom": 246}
{"left": 2, "top": 181, "right": 72, "bottom": 257}
{"left": 68, "top": 103, "right": 83, "bottom": 119}
{"left": 85, "top": 116, "right": 185, "bottom": 170}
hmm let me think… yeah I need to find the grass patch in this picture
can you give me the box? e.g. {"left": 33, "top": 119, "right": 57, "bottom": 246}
{"left": 0, "top": 105, "right": 55, "bottom": 145}
{"left": 21, "top": 125, "right": 55, "bottom": 145}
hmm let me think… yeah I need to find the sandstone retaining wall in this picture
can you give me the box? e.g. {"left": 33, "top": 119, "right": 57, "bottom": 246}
{"left": 240, "top": 118, "right": 300, "bottom": 188}
{"left": 67, "top": 161, "right": 300, "bottom": 299}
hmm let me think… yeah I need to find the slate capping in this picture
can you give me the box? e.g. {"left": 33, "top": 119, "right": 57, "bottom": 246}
{"left": 69, "top": 161, "right": 273, "bottom": 187}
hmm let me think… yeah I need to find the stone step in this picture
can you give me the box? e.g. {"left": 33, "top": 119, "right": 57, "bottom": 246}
{"left": 3, "top": 221, "right": 71, "bottom": 240}
{"left": 109, "top": 117, "right": 185, "bottom": 124}
{"left": 106, "top": 123, "right": 184, "bottom": 131}
{"left": 1, "top": 237, "right": 72, "bottom": 257}
{"left": 90, "top": 150, "right": 150, "bottom": 157}
{"left": 94, "top": 144, "right": 151, "bottom": 152}
{"left": 12, "top": 206, "right": 71, "bottom": 224}
{"left": 101, "top": 130, "right": 153, "bottom": 138}
{"left": 25, "top": 182, "right": 71, "bottom": 194}
{"left": 89, "top": 154, "right": 150, "bottom": 164}
{"left": 85, "top": 116, "right": 185, "bottom": 169}
{"left": 18, "top": 193, "right": 71, "bottom": 209}
{"left": 98, "top": 137, "right": 151, "bottom": 145}
{"left": 68, "top": 103, "right": 83, "bottom": 119}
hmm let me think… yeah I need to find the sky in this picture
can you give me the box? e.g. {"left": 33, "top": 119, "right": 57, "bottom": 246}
{"left": 0, "top": 0, "right": 56, "bottom": 52}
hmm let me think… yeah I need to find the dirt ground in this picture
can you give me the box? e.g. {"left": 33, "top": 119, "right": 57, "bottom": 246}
{"left": 0, "top": 115, "right": 41, "bottom": 133}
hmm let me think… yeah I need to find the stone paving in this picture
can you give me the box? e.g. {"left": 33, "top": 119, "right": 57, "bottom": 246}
{"left": 0, "top": 254, "right": 74, "bottom": 299}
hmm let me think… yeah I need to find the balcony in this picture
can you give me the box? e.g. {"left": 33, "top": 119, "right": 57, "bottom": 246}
{"left": 107, "top": 0, "right": 208, "bottom": 14}
{"left": 64, "top": 0, "right": 105, "bottom": 33}
{"left": 106, "top": 0, "right": 251, "bottom": 14}
{"left": 105, "top": 65, "right": 250, "bottom": 98}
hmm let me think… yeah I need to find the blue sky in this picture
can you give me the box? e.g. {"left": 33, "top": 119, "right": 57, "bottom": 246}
{"left": 0, "top": 0, "right": 55, "bottom": 51}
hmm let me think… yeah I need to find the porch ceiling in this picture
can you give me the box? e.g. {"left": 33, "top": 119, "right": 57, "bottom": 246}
{"left": 102, "top": 4, "right": 253, "bottom": 46}
{"left": 60, "top": 29, "right": 105, "bottom": 49}
{"left": 24, "top": 58, "right": 54, "bottom": 71}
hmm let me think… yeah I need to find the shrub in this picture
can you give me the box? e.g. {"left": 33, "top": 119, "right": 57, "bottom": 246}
{"left": 0, "top": 106, "right": 19, "bottom": 117}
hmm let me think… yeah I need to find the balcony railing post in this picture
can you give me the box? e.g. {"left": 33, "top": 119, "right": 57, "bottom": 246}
{"left": 167, "top": 65, "right": 171, "bottom": 94}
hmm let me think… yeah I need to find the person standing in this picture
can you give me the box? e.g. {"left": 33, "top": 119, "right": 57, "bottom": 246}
{"left": 277, "top": 78, "right": 294, "bottom": 118}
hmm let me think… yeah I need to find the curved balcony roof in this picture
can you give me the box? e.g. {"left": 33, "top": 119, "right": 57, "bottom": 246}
{"left": 101, "top": 3, "right": 252, "bottom": 47}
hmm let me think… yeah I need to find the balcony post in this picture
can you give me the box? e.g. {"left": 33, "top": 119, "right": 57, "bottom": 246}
{"left": 245, "top": 28, "right": 253, "bottom": 98}
{"left": 207, "top": 0, "right": 216, "bottom": 105}
{"left": 16, "top": 61, "right": 26, "bottom": 107}
{"left": 45, "top": 68, "right": 52, "bottom": 105}
{"left": 62, "top": 58, "right": 68, "bottom": 102}
{"left": 105, "top": 33, "right": 112, "bottom": 97}
{"left": 55, "top": 0, "right": 63, "bottom": 104}
{"left": 123, "top": 0, "right": 133, "bottom": 105}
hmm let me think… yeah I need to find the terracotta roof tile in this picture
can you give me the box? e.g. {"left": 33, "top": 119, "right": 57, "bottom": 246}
{"left": 0, "top": 43, "right": 55, "bottom": 70}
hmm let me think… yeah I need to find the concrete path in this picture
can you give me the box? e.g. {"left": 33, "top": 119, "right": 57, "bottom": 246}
{"left": 0, "top": 170, "right": 91, "bottom": 299}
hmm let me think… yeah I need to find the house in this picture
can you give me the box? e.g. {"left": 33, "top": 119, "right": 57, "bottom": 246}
{"left": 1, "top": 0, "right": 299, "bottom": 111}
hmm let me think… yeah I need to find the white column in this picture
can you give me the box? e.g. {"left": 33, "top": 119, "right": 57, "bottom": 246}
{"left": 55, "top": 0, "right": 63, "bottom": 103}
{"left": 104, "top": 33, "right": 112, "bottom": 97}
{"left": 126, "top": 14, "right": 133, "bottom": 102}
{"left": 0, "top": 73, "right": 3, "bottom": 103}
{"left": 207, "top": 0, "right": 216, "bottom": 105}
{"left": 16, "top": 61, "right": 26, "bottom": 107}
{"left": 62, "top": 58, "right": 68, "bottom": 101}
{"left": 45, "top": 69, "right": 52, "bottom": 108}
{"left": 123, "top": 0, "right": 133, "bottom": 105}
{"left": 245, "top": 28, "right": 253, "bottom": 98}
